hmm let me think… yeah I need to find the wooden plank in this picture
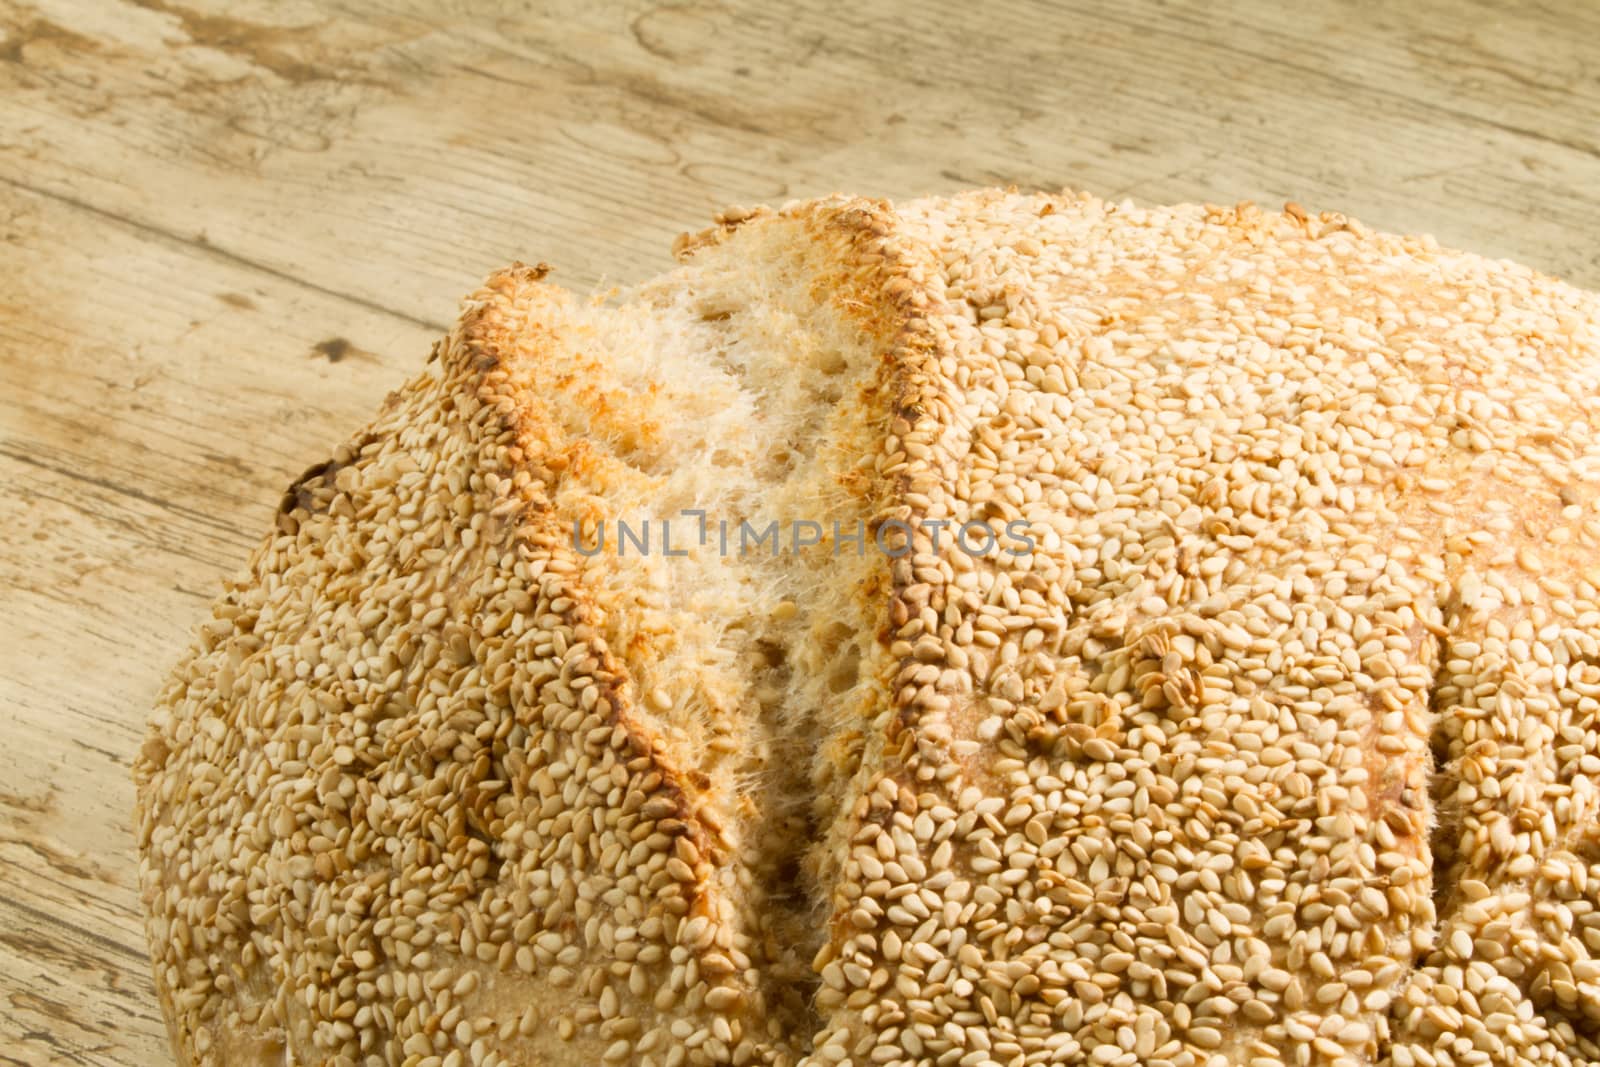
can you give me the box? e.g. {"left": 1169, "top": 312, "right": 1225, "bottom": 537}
{"left": 0, "top": 180, "right": 438, "bottom": 1064}
{"left": 2, "top": 0, "right": 1596, "bottom": 309}
{"left": 0, "top": 786, "right": 167, "bottom": 1067}
{"left": 1, "top": 0, "right": 1597, "bottom": 1063}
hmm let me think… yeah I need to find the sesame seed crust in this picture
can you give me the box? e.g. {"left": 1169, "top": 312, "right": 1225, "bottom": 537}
{"left": 136, "top": 190, "right": 1600, "bottom": 1067}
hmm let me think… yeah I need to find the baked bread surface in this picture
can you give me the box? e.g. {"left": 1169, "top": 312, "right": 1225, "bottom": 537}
{"left": 136, "top": 190, "right": 1600, "bottom": 1067}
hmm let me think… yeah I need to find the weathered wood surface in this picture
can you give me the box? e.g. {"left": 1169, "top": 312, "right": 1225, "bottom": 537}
{"left": 1, "top": 0, "right": 1597, "bottom": 1061}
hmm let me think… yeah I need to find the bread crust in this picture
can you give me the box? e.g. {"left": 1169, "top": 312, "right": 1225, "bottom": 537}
{"left": 137, "top": 190, "right": 1600, "bottom": 1067}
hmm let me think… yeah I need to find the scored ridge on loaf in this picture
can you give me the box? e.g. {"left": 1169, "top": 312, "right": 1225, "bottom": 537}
{"left": 137, "top": 189, "right": 1600, "bottom": 1067}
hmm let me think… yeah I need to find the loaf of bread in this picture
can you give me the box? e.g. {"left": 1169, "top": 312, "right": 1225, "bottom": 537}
{"left": 136, "top": 190, "right": 1600, "bottom": 1067}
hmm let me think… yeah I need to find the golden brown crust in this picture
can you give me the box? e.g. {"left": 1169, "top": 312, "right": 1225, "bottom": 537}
{"left": 138, "top": 189, "right": 1600, "bottom": 1067}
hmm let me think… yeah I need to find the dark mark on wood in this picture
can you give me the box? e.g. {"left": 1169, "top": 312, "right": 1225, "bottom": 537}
{"left": 0, "top": 20, "right": 100, "bottom": 65}
{"left": 313, "top": 337, "right": 352, "bottom": 362}
{"left": 126, "top": 0, "right": 335, "bottom": 85}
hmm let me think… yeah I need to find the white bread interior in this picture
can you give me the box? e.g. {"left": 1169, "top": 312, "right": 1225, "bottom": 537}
{"left": 508, "top": 214, "right": 894, "bottom": 1034}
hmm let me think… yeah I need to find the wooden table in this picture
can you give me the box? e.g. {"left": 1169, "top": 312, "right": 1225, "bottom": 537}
{"left": 2, "top": 1, "right": 1597, "bottom": 1061}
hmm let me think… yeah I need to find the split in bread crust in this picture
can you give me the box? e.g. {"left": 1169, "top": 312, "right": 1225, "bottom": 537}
{"left": 137, "top": 190, "right": 1600, "bottom": 1067}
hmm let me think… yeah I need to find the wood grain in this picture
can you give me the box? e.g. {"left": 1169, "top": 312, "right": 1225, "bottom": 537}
{"left": 1, "top": 1, "right": 1596, "bottom": 1062}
